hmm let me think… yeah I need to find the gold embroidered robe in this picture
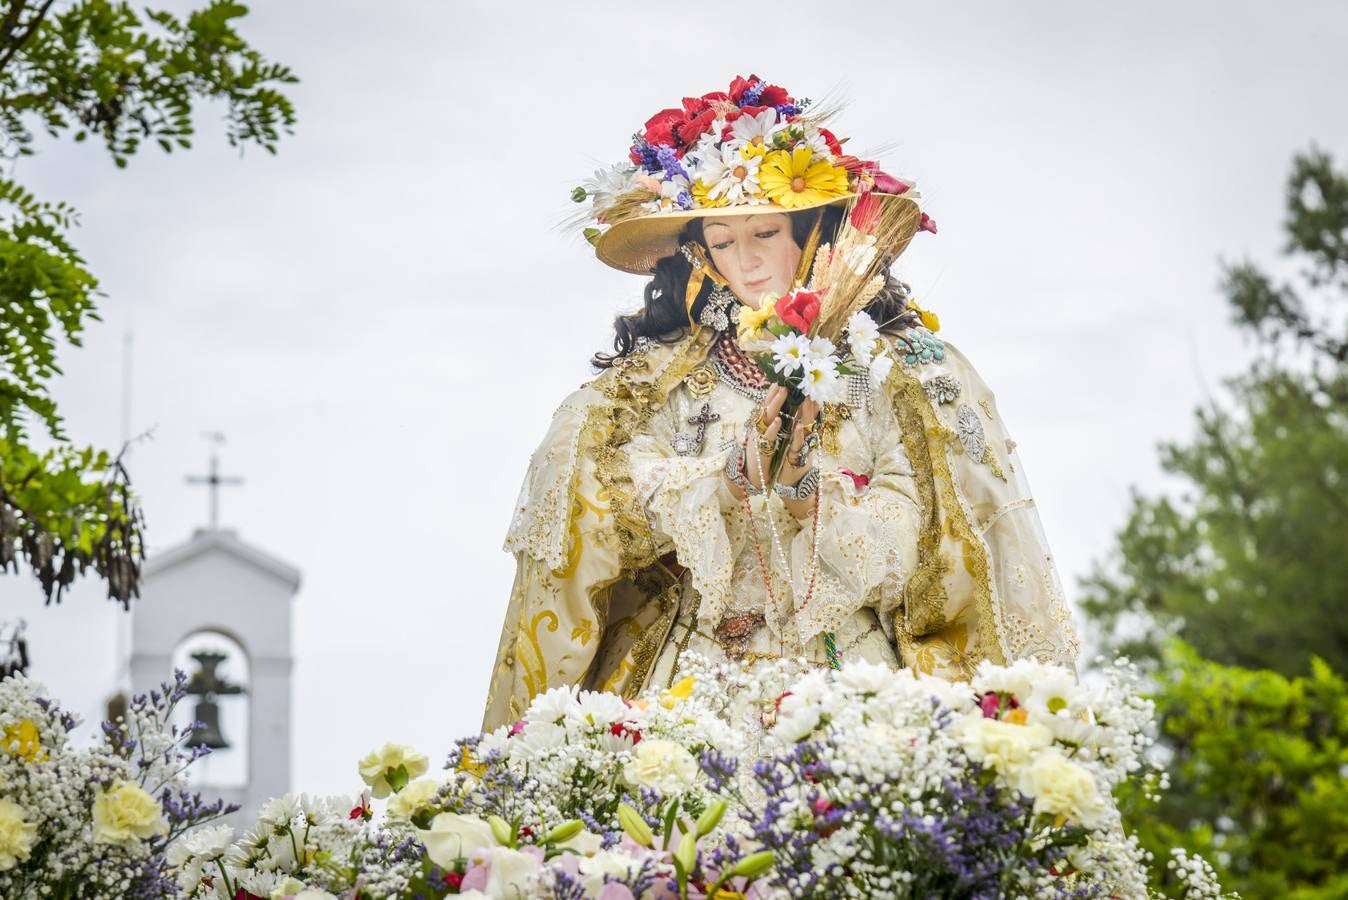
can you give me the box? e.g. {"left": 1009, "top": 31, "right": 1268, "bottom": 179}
{"left": 483, "top": 328, "right": 1081, "bottom": 731}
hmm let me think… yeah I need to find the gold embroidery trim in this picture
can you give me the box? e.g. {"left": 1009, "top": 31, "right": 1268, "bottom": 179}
{"left": 888, "top": 356, "right": 1005, "bottom": 665}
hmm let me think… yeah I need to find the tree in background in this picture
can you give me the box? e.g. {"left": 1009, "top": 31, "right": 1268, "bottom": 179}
{"left": 1117, "top": 639, "right": 1348, "bottom": 899}
{"left": 1080, "top": 147, "right": 1348, "bottom": 676}
{"left": 0, "top": 1, "right": 295, "bottom": 606}
{"left": 1082, "top": 148, "right": 1348, "bottom": 896}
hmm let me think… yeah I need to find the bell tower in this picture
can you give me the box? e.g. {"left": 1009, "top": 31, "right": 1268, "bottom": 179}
{"left": 128, "top": 441, "right": 300, "bottom": 819}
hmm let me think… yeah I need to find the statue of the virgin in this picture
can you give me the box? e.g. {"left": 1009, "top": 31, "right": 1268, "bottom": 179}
{"left": 483, "top": 74, "right": 1080, "bottom": 733}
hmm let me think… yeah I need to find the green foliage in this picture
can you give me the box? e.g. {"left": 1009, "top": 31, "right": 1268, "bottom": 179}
{"left": 0, "top": 1, "right": 295, "bottom": 605}
{"left": 1081, "top": 147, "right": 1348, "bottom": 676}
{"left": 1079, "top": 369, "right": 1348, "bottom": 675}
{"left": 1117, "top": 640, "right": 1348, "bottom": 899}
{"left": 0, "top": 0, "right": 297, "bottom": 166}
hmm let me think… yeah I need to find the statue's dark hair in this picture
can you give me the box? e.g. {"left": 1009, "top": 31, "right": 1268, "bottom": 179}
{"left": 592, "top": 206, "right": 919, "bottom": 369}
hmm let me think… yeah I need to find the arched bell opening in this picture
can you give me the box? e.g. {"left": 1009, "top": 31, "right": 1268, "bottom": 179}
{"left": 172, "top": 628, "right": 250, "bottom": 789}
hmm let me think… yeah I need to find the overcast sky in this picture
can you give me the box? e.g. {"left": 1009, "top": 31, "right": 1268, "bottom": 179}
{"left": 4, "top": 1, "right": 1346, "bottom": 797}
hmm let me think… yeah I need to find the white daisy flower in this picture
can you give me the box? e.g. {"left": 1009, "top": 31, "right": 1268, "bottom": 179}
{"left": 770, "top": 333, "right": 812, "bottom": 375}
{"left": 799, "top": 356, "right": 843, "bottom": 403}
{"left": 581, "top": 164, "right": 638, "bottom": 209}
{"left": 706, "top": 145, "right": 767, "bottom": 205}
{"left": 846, "top": 311, "right": 880, "bottom": 363}
{"left": 807, "top": 335, "right": 836, "bottom": 361}
{"left": 802, "top": 127, "right": 836, "bottom": 161}
{"left": 868, "top": 352, "right": 895, "bottom": 386}
{"left": 685, "top": 129, "right": 725, "bottom": 180}
{"left": 725, "top": 107, "right": 787, "bottom": 153}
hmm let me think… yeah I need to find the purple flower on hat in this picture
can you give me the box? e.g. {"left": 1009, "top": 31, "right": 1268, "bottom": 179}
{"left": 656, "top": 145, "right": 689, "bottom": 181}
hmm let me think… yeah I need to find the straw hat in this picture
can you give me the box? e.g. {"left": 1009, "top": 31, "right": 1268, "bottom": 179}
{"left": 571, "top": 74, "right": 936, "bottom": 276}
{"left": 594, "top": 192, "right": 922, "bottom": 275}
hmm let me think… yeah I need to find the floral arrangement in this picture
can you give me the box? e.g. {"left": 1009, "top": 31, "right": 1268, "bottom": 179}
{"left": 0, "top": 671, "right": 236, "bottom": 898}
{"left": 164, "top": 653, "right": 1232, "bottom": 899}
{"left": 2, "top": 652, "right": 1232, "bottom": 898}
{"left": 571, "top": 73, "right": 938, "bottom": 234}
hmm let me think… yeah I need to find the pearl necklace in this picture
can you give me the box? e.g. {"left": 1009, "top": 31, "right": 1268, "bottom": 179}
{"left": 742, "top": 433, "right": 823, "bottom": 652}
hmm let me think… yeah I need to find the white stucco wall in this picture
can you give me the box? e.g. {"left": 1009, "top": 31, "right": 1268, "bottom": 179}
{"left": 130, "top": 529, "right": 298, "bottom": 821}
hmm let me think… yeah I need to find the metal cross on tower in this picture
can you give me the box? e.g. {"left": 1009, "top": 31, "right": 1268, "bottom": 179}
{"left": 186, "top": 432, "right": 244, "bottom": 530}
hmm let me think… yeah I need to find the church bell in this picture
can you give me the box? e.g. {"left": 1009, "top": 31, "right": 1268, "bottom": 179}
{"left": 184, "top": 649, "right": 245, "bottom": 751}
{"left": 190, "top": 698, "right": 230, "bottom": 750}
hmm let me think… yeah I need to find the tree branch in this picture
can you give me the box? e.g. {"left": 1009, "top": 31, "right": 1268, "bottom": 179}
{"left": 0, "top": 0, "right": 54, "bottom": 80}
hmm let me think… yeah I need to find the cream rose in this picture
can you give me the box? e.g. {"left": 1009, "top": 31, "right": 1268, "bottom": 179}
{"left": 956, "top": 715, "right": 1054, "bottom": 778}
{"left": 1018, "top": 749, "right": 1107, "bottom": 828}
{"left": 92, "top": 781, "right": 169, "bottom": 845}
{"left": 417, "top": 812, "right": 496, "bottom": 868}
{"left": 358, "top": 742, "right": 430, "bottom": 798}
{"left": 385, "top": 776, "right": 444, "bottom": 822}
{"left": 0, "top": 798, "right": 38, "bottom": 871}
{"left": 622, "top": 739, "right": 699, "bottom": 794}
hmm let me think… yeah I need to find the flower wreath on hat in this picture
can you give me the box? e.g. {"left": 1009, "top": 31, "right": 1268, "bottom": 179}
{"left": 572, "top": 73, "right": 938, "bottom": 278}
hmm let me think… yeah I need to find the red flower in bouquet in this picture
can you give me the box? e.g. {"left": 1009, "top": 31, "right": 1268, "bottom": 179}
{"left": 609, "top": 720, "right": 643, "bottom": 745}
{"left": 872, "top": 170, "right": 911, "bottom": 195}
{"left": 678, "top": 108, "right": 719, "bottom": 145}
{"left": 728, "top": 73, "right": 794, "bottom": 109}
{"left": 819, "top": 127, "right": 844, "bottom": 156}
{"left": 642, "top": 107, "right": 686, "bottom": 147}
{"left": 775, "top": 289, "right": 823, "bottom": 333}
{"left": 849, "top": 192, "right": 883, "bottom": 233}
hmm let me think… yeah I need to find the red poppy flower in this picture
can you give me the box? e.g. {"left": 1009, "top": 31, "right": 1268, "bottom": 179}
{"left": 642, "top": 107, "right": 686, "bottom": 148}
{"left": 775, "top": 289, "right": 823, "bottom": 333}
{"left": 677, "top": 108, "right": 718, "bottom": 145}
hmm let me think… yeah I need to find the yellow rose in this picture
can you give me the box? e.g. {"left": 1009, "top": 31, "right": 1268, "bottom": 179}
{"left": 2, "top": 720, "right": 44, "bottom": 762}
{"left": 736, "top": 299, "right": 778, "bottom": 345}
{"left": 92, "top": 781, "right": 168, "bottom": 845}
{"left": 385, "top": 777, "right": 444, "bottom": 822}
{"left": 358, "top": 743, "right": 429, "bottom": 799}
{"left": 0, "top": 798, "right": 38, "bottom": 871}
{"left": 1019, "top": 750, "right": 1107, "bottom": 828}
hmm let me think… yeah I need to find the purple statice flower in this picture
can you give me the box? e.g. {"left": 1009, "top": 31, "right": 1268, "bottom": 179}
{"left": 776, "top": 103, "right": 801, "bottom": 118}
{"left": 698, "top": 747, "right": 739, "bottom": 793}
{"left": 747, "top": 737, "right": 1097, "bottom": 899}
{"left": 655, "top": 145, "right": 688, "bottom": 181}
{"left": 549, "top": 868, "right": 589, "bottom": 900}
{"left": 674, "top": 190, "right": 693, "bottom": 210}
{"left": 740, "top": 79, "right": 766, "bottom": 107}
{"left": 630, "top": 136, "right": 663, "bottom": 174}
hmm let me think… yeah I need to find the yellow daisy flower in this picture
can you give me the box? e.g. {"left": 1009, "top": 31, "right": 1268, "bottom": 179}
{"left": 759, "top": 147, "right": 850, "bottom": 209}
{"left": 690, "top": 179, "right": 729, "bottom": 208}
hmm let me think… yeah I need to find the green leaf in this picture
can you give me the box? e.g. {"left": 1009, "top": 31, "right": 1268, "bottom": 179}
{"left": 385, "top": 764, "right": 409, "bottom": 794}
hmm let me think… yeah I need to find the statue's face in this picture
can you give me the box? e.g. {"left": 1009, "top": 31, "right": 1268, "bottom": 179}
{"left": 703, "top": 212, "right": 801, "bottom": 309}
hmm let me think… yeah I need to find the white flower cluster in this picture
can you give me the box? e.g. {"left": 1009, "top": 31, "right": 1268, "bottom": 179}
{"left": 766, "top": 310, "right": 891, "bottom": 404}
{"left": 167, "top": 792, "right": 416, "bottom": 900}
{"left": 0, "top": 673, "right": 228, "bottom": 898}
{"left": 761, "top": 656, "right": 1232, "bottom": 898}
{"left": 471, "top": 666, "right": 746, "bottom": 832}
